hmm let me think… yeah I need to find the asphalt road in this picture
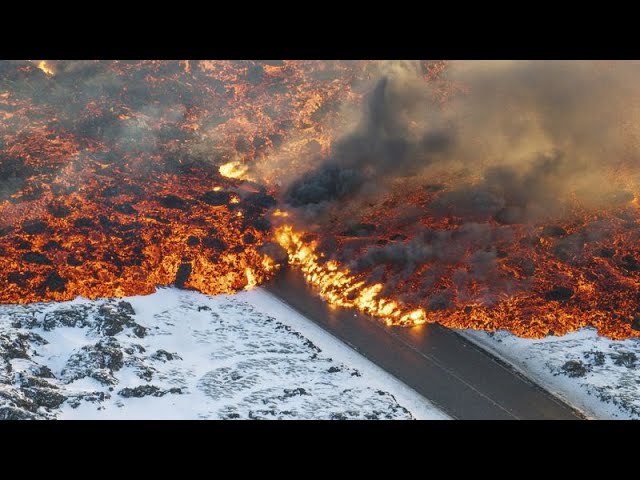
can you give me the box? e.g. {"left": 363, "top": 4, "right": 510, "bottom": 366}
{"left": 266, "top": 268, "right": 584, "bottom": 420}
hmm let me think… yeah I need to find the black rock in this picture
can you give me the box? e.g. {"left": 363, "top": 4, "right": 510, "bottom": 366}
{"left": 243, "top": 233, "right": 256, "bottom": 245}
{"left": 561, "top": 360, "right": 587, "bottom": 378}
{"left": 594, "top": 248, "right": 615, "bottom": 258}
{"left": 0, "top": 406, "right": 40, "bottom": 420}
{"left": 73, "top": 218, "right": 94, "bottom": 228}
{"left": 114, "top": 203, "right": 137, "bottom": 215}
{"left": 544, "top": 286, "right": 574, "bottom": 302}
{"left": 201, "top": 191, "right": 231, "bottom": 206}
{"left": 151, "top": 350, "right": 181, "bottom": 362}
{"left": 47, "top": 203, "right": 72, "bottom": 218}
{"left": 62, "top": 338, "right": 124, "bottom": 385}
{"left": 542, "top": 225, "right": 567, "bottom": 237}
{"left": 7, "top": 271, "right": 36, "bottom": 287}
{"left": 22, "top": 220, "right": 48, "bottom": 235}
{"left": 118, "top": 301, "right": 135, "bottom": 316}
{"left": 252, "top": 217, "right": 271, "bottom": 232}
{"left": 246, "top": 64, "right": 264, "bottom": 85}
{"left": 622, "top": 254, "right": 640, "bottom": 271}
{"left": 42, "top": 271, "right": 67, "bottom": 293}
{"left": 175, "top": 262, "right": 192, "bottom": 289}
{"left": 612, "top": 352, "right": 637, "bottom": 368}
{"left": 43, "top": 308, "right": 91, "bottom": 331}
{"left": 132, "top": 325, "right": 148, "bottom": 339}
{"left": 342, "top": 223, "right": 377, "bottom": 237}
{"left": 202, "top": 237, "right": 227, "bottom": 251}
{"left": 21, "top": 387, "right": 66, "bottom": 409}
{"left": 390, "top": 234, "right": 407, "bottom": 241}
{"left": 158, "top": 195, "right": 189, "bottom": 210}
{"left": 22, "top": 251, "right": 52, "bottom": 265}
{"left": 186, "top": 235, "right": 200, "bottom": 246}
{"left": 632, "top": 315, "right": 640, "bottom": 332}
{"left": 428, "top": 293, "right": 452, "bottom": 311}
{"left": 118, "top": 385, "right": 177, "bottom": 398}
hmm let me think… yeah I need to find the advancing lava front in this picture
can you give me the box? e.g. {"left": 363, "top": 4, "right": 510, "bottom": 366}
{"left": 1, "top": 60, "right": 640, "bottom": 339}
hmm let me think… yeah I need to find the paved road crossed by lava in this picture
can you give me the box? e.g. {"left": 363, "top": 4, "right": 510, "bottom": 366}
{"left": 266, "top": 268, "right": 584, "bottom": 420}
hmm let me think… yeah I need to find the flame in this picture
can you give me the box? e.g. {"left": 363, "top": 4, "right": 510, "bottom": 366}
{"left": 245, "top": 267, "right": 257, "bottom": 290}
{"left": 36, "top": 60, "right": 55, "bottom": 76}
{"left": 219, "top": 161, "right": 249, "bottom": 179}
{"left": 276, "top": 225, "right": 427, "bottom": 326}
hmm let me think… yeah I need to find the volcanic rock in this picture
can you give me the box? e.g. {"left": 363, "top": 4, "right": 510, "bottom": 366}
{"left": 632, "top": 315, "right": 640, "bottom": 332}
{"left": 561, "top": 360, "right": 588, "bottom": 378}
{"left": 47, "top": 203, "right": 71, "bottom": 218}
{"left": 545, "top": 287, "right": 574, "bottom": 302}
{"left": 622, "top": 254, "right": 640, "bottom": 271}
{"left": 22, "top": 220, "right": 48, "bottom": 235}
{"left": 186, "top": 235, "right": 200, "bottom": 246}
{"left": 594, "top": 248, "right": 615, "bottom": 258}
{"left": 118, "top": 385, "right": 182, "bottom": 398}
{"left": 73, "top": 217, "right": 94, "bottom": 228}
{"left": 21, "top": 387, "right": 66, "bottom": 409}
{"left": 62, "top": 337, "right": 124, "bottom": 386}
{"left": 428, "top": 293, "right": 452, "bottom": 311}
{"left": 114, "top": 203, "right": 137, "bottom": 215}
{"left": 41, "top": 271, "right": 67, "bottom": 293}
{"left": 151, "top": 350, "right": 181, "bottom": 362}
{"left": 201, "top": 190, "right": 231, "bottom": 206}
{"left": 244, "top": 191, "right": 277, "bottom": 211}
{"left": 44, "top": 307, "right": 92, "bottom": 330}
{"left": 96, "top": 302, "right": 144, "bottom": 337}
{"left": 0, "top": 406, "right": 41, "bottom": 420}
{"left": 542, "top": 225, "right": 568, "bottom": 237}
{"left": 158, "top": 195, "right": 189, "bottom": 210}
{"left": 252, "top": 217, "right": 271, "bottom": 232}
{"left": 7, "top": 271, "right": 36, "bottom": 287}
{"left": 612, "top": 352, "right": 637, "bottom": 368}
{"left": 342, "top": 223, "right": 377, "bottom": 237}
{"left": 22, "top": 251, "right": 53, "bottom": 265}
{"left": 175, "top": 262, "right": 192, "bottom": 289}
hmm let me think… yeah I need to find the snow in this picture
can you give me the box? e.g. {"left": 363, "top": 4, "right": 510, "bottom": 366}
{"left": 0, "top": 287, "right": 447, "bottom": 420}
{"left": 460, "top": 328, "right": 640, "bottom": 419}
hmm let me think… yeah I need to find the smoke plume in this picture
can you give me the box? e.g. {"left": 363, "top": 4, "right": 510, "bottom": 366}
{"left": 285, "top": 60, "right": 640, "bottom": 225}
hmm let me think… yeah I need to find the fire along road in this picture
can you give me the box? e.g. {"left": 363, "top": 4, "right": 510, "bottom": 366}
{"left": 266, "top": 268, "right": 584, "bottom": 420}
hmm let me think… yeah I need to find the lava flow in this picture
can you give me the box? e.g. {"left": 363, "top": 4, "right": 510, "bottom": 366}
{"left": 276, "top": 225, "right": 427, "bottom": 326}
{"left": 2, "top": 60, "right": 640, "bottom": 340}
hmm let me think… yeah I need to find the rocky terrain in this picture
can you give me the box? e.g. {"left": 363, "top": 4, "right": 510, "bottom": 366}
{"left": 0, "top": 288, "right": 444, "bottom": 420}
{"left": 462, "top": 328, "right": 640, "bottom": 419}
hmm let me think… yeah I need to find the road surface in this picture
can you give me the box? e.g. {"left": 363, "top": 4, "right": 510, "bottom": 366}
{"left": 266, "top": 268, "right": 584, "bottom": 420}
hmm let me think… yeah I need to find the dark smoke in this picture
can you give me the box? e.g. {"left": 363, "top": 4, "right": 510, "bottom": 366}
{"left": 286, "top": 75, "right": 454, "bottom": 209}
{"left": 286, "top": 61, "right": 640, "bottom": 224}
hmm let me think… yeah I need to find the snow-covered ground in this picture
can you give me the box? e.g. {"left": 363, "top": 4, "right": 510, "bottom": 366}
{"left": 0, "top": 287, "right": 446, "bottom": 420}
{"left": 461, "top": 329, "right": 640, "bottom": 419}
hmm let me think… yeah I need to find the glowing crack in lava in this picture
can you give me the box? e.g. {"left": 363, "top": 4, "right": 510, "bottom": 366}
{"left": 1, "top": 60, "right": 640, "bottom": 340}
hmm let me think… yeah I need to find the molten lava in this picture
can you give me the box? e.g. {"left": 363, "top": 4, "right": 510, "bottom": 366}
{"left": 36, "top": 61, "right": 54, "bottom": 77}
{"left": 1, "top": 60, "right": 639, "bottom": 340}
{"left": 276, "top": 225, "right": 427, "bottom": 326}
